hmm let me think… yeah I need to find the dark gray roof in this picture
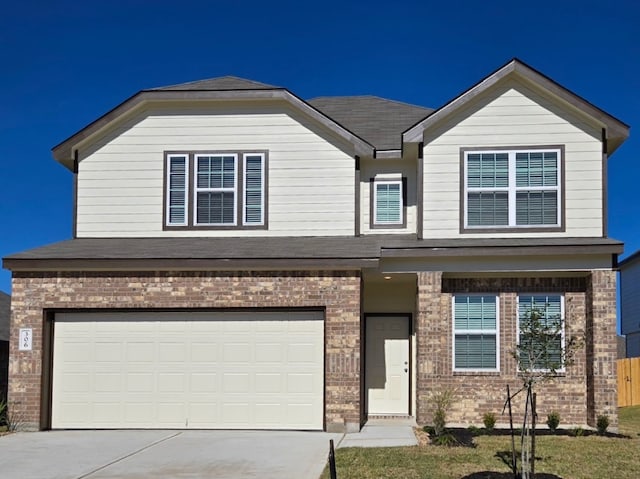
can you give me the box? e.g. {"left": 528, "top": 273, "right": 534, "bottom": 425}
{"left": 2, "top": 236, "right": 622, "bottom": 269}
{"left": 151, "top": 76, "right": 280, "bottom": 91}
{"left": 0, "top": 291, "right": 9, "bottom": 342}
{"left": 308, "top": 96, "right": 433, "bottom": 150}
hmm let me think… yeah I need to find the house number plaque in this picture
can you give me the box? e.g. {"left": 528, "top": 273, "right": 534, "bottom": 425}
{"left": 19, "top": 328, "right": 33, "bottom": 351}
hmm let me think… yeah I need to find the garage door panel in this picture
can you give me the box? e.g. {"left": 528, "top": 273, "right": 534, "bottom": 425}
{"left": 52, "top": 311, "right": 324, "bottom": 430}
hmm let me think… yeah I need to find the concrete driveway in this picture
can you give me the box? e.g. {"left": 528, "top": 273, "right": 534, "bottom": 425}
{"left": 0, "top": 430, "right": 343, "bottom": 479}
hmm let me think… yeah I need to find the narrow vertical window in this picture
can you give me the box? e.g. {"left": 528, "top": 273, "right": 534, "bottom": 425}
{"left": 374, "top": 180, "right": 403, "bottom": 225}
{"left": 453, "top": 295, "right": 499, "bottom": 371}
{"left": 195, "top": 154, "right": 237, "bottom": 225}
{"left": 166, "top": 154, "right": 188, "bottom": 226}
{"left": 243, "top": 153, "right": 264, "bottom": 225}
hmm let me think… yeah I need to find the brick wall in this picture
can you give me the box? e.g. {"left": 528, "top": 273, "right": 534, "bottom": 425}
{"left": 9, "top": 270, "right": 361, "bottom": 431}
{"left": 415, "top": 272, "right": 616, "bottom": 429}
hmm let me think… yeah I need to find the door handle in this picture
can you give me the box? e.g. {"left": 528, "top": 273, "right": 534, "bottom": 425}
{"left": 404, "top": 368, "right": 408, "bottom": 373}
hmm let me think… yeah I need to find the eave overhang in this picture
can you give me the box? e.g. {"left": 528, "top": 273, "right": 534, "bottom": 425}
{"left": 402, "top": 58, "right": 630, "bottom": 156}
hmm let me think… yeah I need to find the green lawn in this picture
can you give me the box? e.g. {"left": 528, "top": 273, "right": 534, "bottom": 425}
{"left": 322, "top": 406, "right": 640, "bottom": 479}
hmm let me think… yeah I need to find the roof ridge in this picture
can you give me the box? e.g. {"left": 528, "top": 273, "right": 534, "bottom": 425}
{"left": 150, "top": 75, "right": 281, "bottom": 91}
{"left": 309, "top": 95, "right": 432, "bottom": 110}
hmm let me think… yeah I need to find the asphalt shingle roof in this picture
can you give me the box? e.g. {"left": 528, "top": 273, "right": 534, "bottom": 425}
{"left": 308, "top": 96, "right": 433, "bottom": 150}
{"left": 3, "top": 236, "right": 622, "bottom": 262}
{"left": 151, "top": 76, "right": 280, "bottom": 91}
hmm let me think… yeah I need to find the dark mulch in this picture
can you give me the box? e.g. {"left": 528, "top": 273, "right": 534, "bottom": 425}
{"left": 461, "top": 473, "right": 562, "bottom": 479}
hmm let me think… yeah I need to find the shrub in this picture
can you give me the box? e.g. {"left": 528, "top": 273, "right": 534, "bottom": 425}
{"left": 430, "top": 388, "right": 456, "bottom": 437}
{"left": 546, "top": 411, "right": 560, "bottom": 432}
{"left": 482, "top": 412, "right": 496, "bottom": 432}
{"left": 568, "top": 427, "right": 584, "bottom": 437}
{"left": 432, "top": 432, "right": 458, "bottom": 447}
{"left": 596, "top": 415, "right": 609, "bottom": 435}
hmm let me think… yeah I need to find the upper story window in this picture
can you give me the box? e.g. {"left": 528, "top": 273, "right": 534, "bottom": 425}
{"left": 164, "top": 151, "right": 267, "bottom": 230}
{"left": 371, "top": 177, "right": 406, "bottom": 228}
{"left": 461, "top": 147, "right": 563, "bottom": 232}
{"left": 452, "top": 294, "right": 499, "bottom": 372}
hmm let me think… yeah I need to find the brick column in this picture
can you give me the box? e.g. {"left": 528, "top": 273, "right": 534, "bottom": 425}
{"left": 586, "top": 269, "right": 618, "bottom": 429}
{"left": 415, "top": 271, "right": 444, "bottom": 424}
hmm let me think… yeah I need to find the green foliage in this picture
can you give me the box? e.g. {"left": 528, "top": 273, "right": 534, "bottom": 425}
{"left": 569, "top": 427, "right": 585, "bottom": 437}
{"left": 431, "top": 432, "right": 458, "bottom": 447}
{"left": 482, "top": 412, "right": 496, "bottom": 432}
{"left": 429, "top": 388, "right": 457, "bottom": 438}
{"left": 546, "top": 411, "right": 560, "bottom": 432}
{"left": 597, "top": 415, "right": 610, "bottom": 435}
{"left": 467, "top": 425, "right": 482, "bottom": 436}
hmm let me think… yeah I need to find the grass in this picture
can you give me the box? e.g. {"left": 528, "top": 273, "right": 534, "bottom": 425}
{"left": 321, "top": 406, "right": 640, "bottom": 479}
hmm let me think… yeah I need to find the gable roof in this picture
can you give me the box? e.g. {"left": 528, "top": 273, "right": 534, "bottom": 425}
{"left": 308, "top": 96, "right": 432, "bottom": 151}
{"left": 0, "top": 291, "right": 9, "bottom": 342}
{"left": 152, "top": 76, "right": 280, "bottom": 91}
{"left": 52, "top": 77, "right": 375, "bottom": 169}
{"left": 403, "top": 58, "right": 630, "bottom": 155}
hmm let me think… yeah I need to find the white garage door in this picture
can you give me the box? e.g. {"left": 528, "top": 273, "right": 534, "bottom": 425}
{"left": 52, "top": 311, "right": 324, "bottom": 430}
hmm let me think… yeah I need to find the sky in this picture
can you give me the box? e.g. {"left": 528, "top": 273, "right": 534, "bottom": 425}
{"left": 1, "top": 0, "right": 639, "bottom": 298}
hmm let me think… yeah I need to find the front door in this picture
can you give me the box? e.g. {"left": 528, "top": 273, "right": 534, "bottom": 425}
{"left": 365, "top": 315, "right": 410, "bottom": 415}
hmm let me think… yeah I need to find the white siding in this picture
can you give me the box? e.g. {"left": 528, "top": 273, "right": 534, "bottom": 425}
{"left": 621, "top": 259, "right": 640, "bottom": 338}
{"left": 76, "top": 103, "right": 355, "bottom": 237}
{"left": 360, "top": 158, "right": 417, "bottom": 234}
{"left": 422, "top": 79, "right": 604, "bottom": 238}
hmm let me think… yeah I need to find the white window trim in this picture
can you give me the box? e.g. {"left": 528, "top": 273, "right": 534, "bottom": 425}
{"left": 165, "top": 154, "right": 189, "bottom": 227}
{"left": 516, "top": 293, "right": 566, "bottom": 373}
{"left": 242, "top": 152, "right": 265, "bottom": 226}
{"left": 452, "top": 294, "right": 500, "bottom": 372}
{"left": 193, "top": 153, "right": 238, "bottom": 226}
{"left": 373, "top": 179, "right": 403, "bottom": 225}
{"left": 464, "top": 149, "right": 561, "bottom": 229}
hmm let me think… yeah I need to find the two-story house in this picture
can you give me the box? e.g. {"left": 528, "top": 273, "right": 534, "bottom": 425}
{"left": 3, "top": 59, "right": 629, "bottom": 432}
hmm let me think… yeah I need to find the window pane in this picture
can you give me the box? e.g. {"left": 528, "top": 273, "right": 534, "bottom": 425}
{"left": 375, "top": 182, "right": 402, "bottom": 224}
{"left": 455, "top": 334, "right": 497, "bottom": 369}
{"left": 196, "top": 192, "right": 234, "bottom": 224}
{"left": 168, "top": 156, "right": 186, "bottom": 225}
{"left": 454, "top": 296, "right": 496, "bottom": 329}
{"left": 244, "top": 155, "right": 263, "bottom": 225}
{"left": 516, "top": 152, "right": 557, "bottom": 187}
{"left": 197, "top": 156, "right": 235, "bottom": 189}
{"left": 468, "top": 192, "right": 508, "bottom": 226}
{"left": 467, "top": 153, "right": 508, "bottom": 188}
{"left": 516, "top": 191, "right": 557, "bottom": 225}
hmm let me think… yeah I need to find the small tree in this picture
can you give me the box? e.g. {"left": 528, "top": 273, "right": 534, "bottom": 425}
{"left": 510, "top": 303, "right": 583, "bottom": 479}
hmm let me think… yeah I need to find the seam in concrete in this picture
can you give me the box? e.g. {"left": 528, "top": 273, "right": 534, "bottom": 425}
{"left": 76, "top": 432, "right": 183, "bottom": 479}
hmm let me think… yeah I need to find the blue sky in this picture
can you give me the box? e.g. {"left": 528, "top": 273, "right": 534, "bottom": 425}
{"left": 1, "top": 0, "right": 639, "bottom": 299}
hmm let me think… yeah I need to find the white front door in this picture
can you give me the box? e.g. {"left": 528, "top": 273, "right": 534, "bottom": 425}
{"left": 365, "top": 315, "right": 410, "bottom": 415}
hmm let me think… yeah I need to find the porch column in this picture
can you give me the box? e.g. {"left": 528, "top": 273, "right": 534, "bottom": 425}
{"left": 415, "top": 271, "right": 444, "bottom": 424}
{"left": 586, "top": 269, "right": 618, "bottom": 429}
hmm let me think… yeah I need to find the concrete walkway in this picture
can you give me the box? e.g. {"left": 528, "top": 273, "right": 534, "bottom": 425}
{"left": 338, "top": 418, "right": 418, "bottom": 448}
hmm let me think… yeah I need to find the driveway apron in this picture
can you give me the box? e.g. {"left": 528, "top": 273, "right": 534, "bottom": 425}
{"left": 0, "top": 430, "right": 343, "bottom": 479}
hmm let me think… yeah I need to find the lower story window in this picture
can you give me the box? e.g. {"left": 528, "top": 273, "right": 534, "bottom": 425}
{"left": 517, "top": 294, "right": 564, "bottom": 371}
{"left": 453, "top": 295, "right": 499, "bottom": 371}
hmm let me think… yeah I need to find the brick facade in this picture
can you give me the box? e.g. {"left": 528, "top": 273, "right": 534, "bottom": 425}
{"left": 415, "top": 271, "right": 618, "bottom": 429}
{"left": 9, "top": 270, "right": 361, "bottom": 432}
